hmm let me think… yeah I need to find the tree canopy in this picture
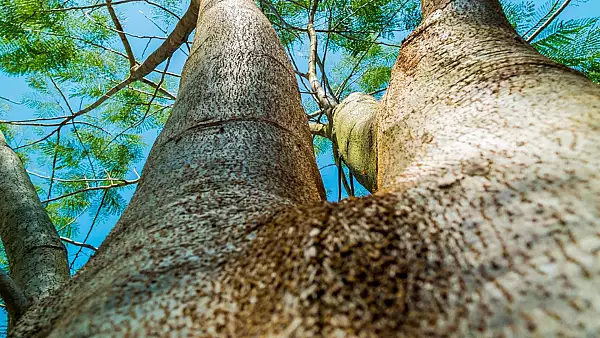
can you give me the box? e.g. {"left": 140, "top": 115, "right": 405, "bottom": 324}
{"left": 0, "top": 0, "right": 599, "bottom": 332}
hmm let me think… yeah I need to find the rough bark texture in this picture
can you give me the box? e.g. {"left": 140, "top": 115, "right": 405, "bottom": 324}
{"left": 333, "top": 93, "right": 378, "bottom": 192}
{"left": 11, "top": 0, "right": 324, "bottom": 335}
{"left": 9, "top": 0, "right": 600, "bottom": 336}
{"left": 0, "top": 132, "right": 68, "bottom": 304}
{"left": 0, "top": 269, "right": 28, "bottom": 327}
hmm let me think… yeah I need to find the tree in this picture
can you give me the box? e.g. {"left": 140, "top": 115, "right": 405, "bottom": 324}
{"left": 0, "top": 0, "right": 599, "bottom": 335}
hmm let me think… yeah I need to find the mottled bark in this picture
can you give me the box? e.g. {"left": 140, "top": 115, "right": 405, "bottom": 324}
{"left": 12, "top": 0, "right": 323, "bottom": 335}
{"left": 0, "top": 132, "right": 68, "bottom": 303}
{"left": 9, "top": 0, "right": 600, "bottom": 336}
{"left": 332, "top": 93, "right": 378, "bottom": 192}
{"left": 0, "top": 270, "right": 28, "bottom": 327}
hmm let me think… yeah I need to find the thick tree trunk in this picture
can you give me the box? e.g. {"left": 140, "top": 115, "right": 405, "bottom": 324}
{"left": 9, "top": 0, "right": 600, "bottom": 336}
{"left": 12, "top": 0, "right": 324, "bottom": 335}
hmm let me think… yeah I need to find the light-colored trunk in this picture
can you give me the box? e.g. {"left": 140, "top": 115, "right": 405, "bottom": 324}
{"left": 12, "top": 0, "right": 323, "bottom": 335}
{"left": 10, "top": 0, "right": 600, "bottom": 336}
{"left": 0, "top": 132, "right": 68, "bottom": 306}
{"left": 332, "top": 93, "right": 378, "bottom": 191}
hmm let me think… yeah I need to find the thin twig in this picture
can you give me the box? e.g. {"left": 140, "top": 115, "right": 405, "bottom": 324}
{"left": 0, "top": 270, "right": 28, "bottom": 325}
{"left": 526, "top": 0, "right": 572, "bottom": 42}
{"left": 70, "top": 191, "right": 108, "bottom": 270}
{"left": 41, "top": 178, "right": 139, "bottom": 204}
{"left": 0, "top": 96, "right": 20, "bottom": 105}
{"left": 45, "top": 130, "right": 61, "bottom": 206}
{"left": 60, "top": 237, "right": 98, "bottom": 251}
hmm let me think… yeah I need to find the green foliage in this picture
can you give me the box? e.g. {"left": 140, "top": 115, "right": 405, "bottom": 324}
{"left": 501, "top": 0, "right": 600, "bottom": 84}
{"left": 0, "top": 0, "right": 181, "bottom": 271}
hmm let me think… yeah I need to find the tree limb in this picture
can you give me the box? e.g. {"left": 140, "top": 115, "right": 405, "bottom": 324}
{"left": 0, "top": 132, "right": 69, "bottom": 302}
{"left": 60, "top": 237, "right": 98, "bottom": 251}
{"left": 526, "top": 0, "right": 572, "bottom": 42}
{"left": 44, "top": 0, "right": 140, "bottom": 11}
{"left": 106, "top": 0, "right": 137, "bottom": 68}
{"left": 309, "top": 122, "right": 328, "bottom": 138}
{"left": 131, "top": 0, "right": 199, "bottom": 79}
{"left": 41, "top": 178, "right": 139, "bottom": 204}
{"left": 0, "top": 270, "right": 28, "bottom": 327}
{"left": 307, "top": 0, "right": 336, "bottom": 110}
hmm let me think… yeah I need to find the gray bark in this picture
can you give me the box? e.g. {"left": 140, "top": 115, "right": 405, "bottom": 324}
{"left": 8, "top": 0, "right": 600, "bottom": 336}
{"left": 0, "top": 269, "right": 28, "bottom": 327}
{"left": 0, "top": 132, "right": 68, "bottom": 305}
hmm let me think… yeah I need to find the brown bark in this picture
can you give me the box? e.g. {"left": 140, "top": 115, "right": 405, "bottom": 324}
{"left": 9, "top": 0, "right": 600, "bottom": 336}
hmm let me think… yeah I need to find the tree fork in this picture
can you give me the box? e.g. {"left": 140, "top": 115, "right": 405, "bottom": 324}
{"left": 11, "top": 0, "right": 324, "bottom": 334}
{"left": 7, "top": 0, "right": 600, "bottom": 336}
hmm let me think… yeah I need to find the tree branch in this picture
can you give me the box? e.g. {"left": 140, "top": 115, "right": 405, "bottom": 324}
{"left": 0, "top": 131, "right": 69, "bottom": 302}
{"left": 131, "top": 0, "right": 199, "bottom": 79}
{"left": 60, "top": 237, "right": 98, "bottom": 251}
{"left": 41, "top": 178, "right": 139, "bottom": 204}
{"left": 106, "top": 0, "right": 136, "bottom": 67}
{"left": 44, "top": 0, "right": 140, "bottom": 11}
{"left": 526, "top": 0, "right": 572, "bottom": 42}
{"left": 0, "top": 270, "right": 28, "bottom": 327}
{"left": 69, "top": 191, "right": 108, "bottom": 271}
{"left": 309, "top": 122, "right": 328, "bottom": 138}
{"left": 307, "top": 0, "right": 336, "bottom": 110}
{"left": 140, "top": 78, "right": 177, "bottom": 100}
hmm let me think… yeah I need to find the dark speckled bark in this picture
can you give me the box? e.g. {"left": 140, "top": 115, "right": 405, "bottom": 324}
{"left": 11, "top": 0, "right": 323, "bottom": 335}
{"left": 9, "top": 0, "right": 600, "bottom": 336}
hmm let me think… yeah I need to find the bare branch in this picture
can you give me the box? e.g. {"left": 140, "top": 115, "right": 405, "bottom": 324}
{"left": 140, "top": 78, "right": 177, "bottom": 100}
{"left": 307, "top": 0, "right": 336, "bottom": 110}
{"left": 333, "top": 142, "right": 353, "bottom": 198}
{"left": 0, "top": 96, "right": 20, "bottom": 105}
{"left": 106, "top": 0, "right": 136, "bottom": 67}
{"left": 60, "top": 237, "right": 98, "bottom": 251}
{"left": 0, "top": 270, "right": 28, "bottom": 327}
{"left": 69, "top": 191, "right": 108, "bottom": 270}
{"left": 526, "top": 0, "right": 572, "bottom": 42}
{"left": 41, "top": 178, "right": 139, "bottom": 204}
{"left": 44, "top": 0, "right": 140, "bottom": 11}
{"left": 131, "top": 0, "right": 199, "bottom": 79}
{"left": 368, "top": 87, "right": 387, "bottom": 96}
{"left": 45, "top": 130, "right": 61, "bottom": 206}
{"left": 28, "top": 171, "right": 130, "bottom": 183}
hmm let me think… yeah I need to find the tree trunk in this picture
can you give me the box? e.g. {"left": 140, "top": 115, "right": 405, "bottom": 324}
{"left": 0, "top": 132, "right": 68, "bottom": 310}
{"left": 9, "top": 0, "right": 600, "bottom": 336}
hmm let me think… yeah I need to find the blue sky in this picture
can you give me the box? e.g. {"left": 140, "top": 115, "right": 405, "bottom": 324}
{"left": 0, "top": 0, "right": 598, "bottom": 318}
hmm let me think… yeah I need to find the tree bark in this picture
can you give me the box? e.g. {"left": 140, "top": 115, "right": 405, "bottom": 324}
{"left": 0, "top": 132, "right": 68, "bottom": 307}
{"left": 332, "top": 92, "right": 377, "bottom": 192}
{"left": 0, "top": 269, "right": 28, "bottom": 328}
{"left": 9, "top": 0, "right": 600, "bottom": 336}
{"left": 12, "top": 0, "right": 324, "bottom": 335}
